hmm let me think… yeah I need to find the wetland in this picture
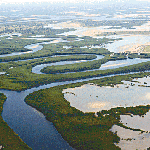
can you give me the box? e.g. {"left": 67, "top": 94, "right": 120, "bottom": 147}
{"left": 1, "top": 1, "right": 150, "bottom": 150}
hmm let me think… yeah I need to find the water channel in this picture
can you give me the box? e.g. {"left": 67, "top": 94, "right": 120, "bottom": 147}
{"left": 1, "top": 3, "right": 150, "bottom": 149}
{"left": 1, "top": 37, "right": 150, "bottom": 149}
{"left": 0, "top": 37, "right": 68, "bottom": 58}
{"left": 62, "top": 77, "right": 150, "bottom": 150}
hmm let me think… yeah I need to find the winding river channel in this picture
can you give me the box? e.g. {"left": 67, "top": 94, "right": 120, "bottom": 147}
{"left": 1, "top": 40, "right": 150, "bottom": 149}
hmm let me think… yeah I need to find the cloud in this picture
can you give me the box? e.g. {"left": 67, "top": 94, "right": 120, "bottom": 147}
{"left": 145, "top": 93, "right": 150, "bottom": 100}
{"left": 87, "top": 101, "right": 110, "bottom": 108}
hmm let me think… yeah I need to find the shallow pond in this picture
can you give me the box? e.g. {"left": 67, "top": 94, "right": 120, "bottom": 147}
{"left": 100, "top": 58, "right": 150, "bottom": 70}
{"left": 105, "top": 35, "right": 150, "bottom": 53}
{"left": 32, "top": 54, "right": 104, "bottom": 74}
{"left": 0, "top": 38, "right": 68, "bottom": 58}
{"left": 63, "top": 76, "right": 150, "bottom": 149}
{"left": 62, "top": 76, "right": 150, "bottom": 113}
{"left": 33, "top": 57, "right": 150, "bottom": 74}
{"left": 110, "top": 125, "right": 150, "bottom": 150}
{"left": 1, "top": 71, "right": 142, "bottom": 150}
{"left": 0, "top": 44, "right": 43, "bottom": 57}
{"left": 119, "top": 77, "right": 150, "bottom": 132}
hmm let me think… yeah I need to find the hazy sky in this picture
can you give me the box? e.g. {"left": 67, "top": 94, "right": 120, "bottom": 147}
{"left": 0, "top": 0, "right": 147, "bottom": 4}
{"left": 0, "top": 0, "right": 105, "bottom": 3}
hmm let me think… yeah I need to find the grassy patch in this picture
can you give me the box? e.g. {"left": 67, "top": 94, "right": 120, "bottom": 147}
{"left": 24, "top": 73, "right": 150, "bottom": 149}
{"left": 143, "top": 45, "right": 150, "bottom": 53}
{"left": 25, "top": 72, "right": 150, "bottom": 149}
{"left": 0, "top": 54, "right": 150, "bottom": 91}
{"left": 41, "top": 54, "right": 127, "bottom": 74}
{"left": 25, "top": 86, "right": 120, "bottom": 150}
{"left": 0, "top": 37, "right": 40, "bottom": 55}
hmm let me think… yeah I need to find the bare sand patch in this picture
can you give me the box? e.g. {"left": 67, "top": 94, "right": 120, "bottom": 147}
{"left": 80, "top": 28, "right": 115, "bottom": 37}
{"left": 22, "top": 18, "right": 36, "bottom": 20}
{"left": 54, "top": 21, "right": 83, "bottom": 29}
{"left": 119, "top": 43, "right": 143, "bottom": 53}
{"left": 51, "top": 19, "right": 150, "bottom": 37}
{"left": 119, "top": 42, "right": 150, "bottom": 53}
{"left": 31, "top": 15, "right": 49, "bottom": 17}
{"left": 114, "top": 13, "right": 150, "bottom": 19}
{"left": 102, "top": 63, "right": 127, "bottom": 68}
{"left": 31, "top": 45, "right": 39, "bottom": 49}
{"left": 63, "top": 11, "right": 101, "bottom": 17}
{"left": 77, "top": 24, "right": 150, "bottom": 37}
{"left": 145, "top": 93, "right": 150, "bottom": 99}
{"left": 83, "top": 21, "right": 150, "bottom": 36}
{"left": 50, "top": 40, "right": 59, "bottom": 43}
{"left": 137, "top": 11, "right": 150, "bottom": 13}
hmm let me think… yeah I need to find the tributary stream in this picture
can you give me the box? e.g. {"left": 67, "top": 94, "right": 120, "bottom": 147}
{"left": 1, "top": 41, "right": 150, "bottom": 149}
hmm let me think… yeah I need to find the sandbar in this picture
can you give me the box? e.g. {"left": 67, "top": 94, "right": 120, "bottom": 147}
{"left": 119, "top": 42, "right": 150, "bottom": 53}
{"left": 102, "top": 63, "right": 127, "bottom": 68}
{"left": 31, "top": 45, "right": 39, "bottom": 49}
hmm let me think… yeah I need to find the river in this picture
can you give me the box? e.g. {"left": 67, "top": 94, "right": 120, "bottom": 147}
{"left": 1, "top": 39, "right": 150, "bottom": 150}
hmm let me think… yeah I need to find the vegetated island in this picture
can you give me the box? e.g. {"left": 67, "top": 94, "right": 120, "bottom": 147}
{"left": 25, "top": 73, "right": 150, "bottom": 150}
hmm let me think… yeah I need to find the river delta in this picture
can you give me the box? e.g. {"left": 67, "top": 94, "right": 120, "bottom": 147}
{"left": 0, "top": 1, "right": 150, "bottom": 150}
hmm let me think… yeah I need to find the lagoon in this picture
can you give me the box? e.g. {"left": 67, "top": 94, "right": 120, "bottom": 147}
{"left": 62, "top": 78, "right": 150, "bottom": 113}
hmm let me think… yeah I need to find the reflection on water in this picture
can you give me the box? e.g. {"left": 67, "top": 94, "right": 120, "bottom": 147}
{"left": 100, "top": 58, "right": 150, "bottom": 70}
{"left": 32, "top": 57, "right": 150, "bottom": 74}
{"left": 0, "top": 72, "right": 6, "bottom": 75}
{"left": 120, "top": 111, "right": 150, "bottom": 131}
{"left": 105, "top": 35, "right": 150, "bottom": 53}
{"left": 0, "top": 38, "right": 68, "bottom": 58}
{"left": 118, "top": 77, "right": 150, "bottom": 132}
{"left": 63, "top": 76, "right": 150, "bottom": 149}
{"left": 110, "top": 125, "right": 150, "bottom": 150}
{"left": 32, "top": 54, "right": 104, "bottom": 74}
{"left": 63, "top": 77, "right": 150, "bottom": 113}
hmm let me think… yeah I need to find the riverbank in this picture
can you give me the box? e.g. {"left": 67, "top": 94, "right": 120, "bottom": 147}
{"left": 0, "top": 93, "right": 31, "bottom": 150}
{"left": 1, "top": 56, "right": 150, "bottom": 91}
{"left": 25, "top": 72, "right": 150, "bottom": 150}
{"left": 25, "top": 83, "right": 121, "bottom": 150}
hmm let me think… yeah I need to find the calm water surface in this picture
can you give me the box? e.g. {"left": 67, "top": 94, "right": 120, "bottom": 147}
{"left": 62, "top": 78, "right": 150, "bottom": 113}
{"left": 1, "top": 71, "right": 144, "bottom": 149}
{"left": 63, "top": 76, "right": 150, "bottom": 150}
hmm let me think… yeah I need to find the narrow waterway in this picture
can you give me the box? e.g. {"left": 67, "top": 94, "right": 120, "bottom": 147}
{"left": 1, "top": 39, "right": 150, "bottom": 149}
{"left": 32, "top": 54, "right": 104, "bottom": 74}
{"left": 1, "top": 71, "right": 149, "bottom": 149}
{"left": 32, "top": 57, "right": 150, "bottom": 74}
{"left": 0, "top": 38, "right": 68, "bottom": 58}
{"left": 1, "top": 88, "right": 74, "bottom": 150}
